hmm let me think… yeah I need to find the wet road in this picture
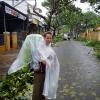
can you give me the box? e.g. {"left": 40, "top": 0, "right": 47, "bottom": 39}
{"left": 53, "top": 40, "right": 100, "bottom": 100}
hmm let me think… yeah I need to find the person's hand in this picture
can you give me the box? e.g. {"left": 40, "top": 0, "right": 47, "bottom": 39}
{"left": 39, "top": 60, "right": 46, "bottom": 72}
{"left": 41, "top": 60, "right": 46, "bottom": 65}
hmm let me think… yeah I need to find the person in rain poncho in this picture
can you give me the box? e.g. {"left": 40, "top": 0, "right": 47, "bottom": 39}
{"left": 32, "top": 31, "right": 60, "bottom": 100}
{"left": 8, "top": 32, "right": 60, "bottom": 100}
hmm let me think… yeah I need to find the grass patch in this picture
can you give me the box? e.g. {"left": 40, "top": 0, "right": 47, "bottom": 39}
{"left": 86, "top": 40, "right": 100, "bottom": 59}
{"left": 80, "top": 39, "right": 100, "bottom": 59}
{"left": 86, "top": 40, "right": 100, "bottom": 48}
{"left": 95, "top": 51, "right": 100, "bottom": 59}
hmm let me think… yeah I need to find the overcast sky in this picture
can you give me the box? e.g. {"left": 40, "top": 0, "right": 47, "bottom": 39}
{"left": 74, "top": 0, "right": 92, "bottom": 12}
{"left": 0, "top": 0, "right": 92, "bottom": 15}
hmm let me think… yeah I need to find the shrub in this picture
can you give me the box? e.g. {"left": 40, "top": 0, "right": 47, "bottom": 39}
{"left": 95, "top": 51, "right": 100, "bottom": 59}
{"left": 53, "top": 34, "right": 63, "bottom": 44}
{"left": 0, "top": 66, "right": 34, "bottom": 99}
{"left": 85, "top": 40, "right": 100, "bottom": 60}
{"left": 86, "top": 40, "right": 100, "bottom": 47}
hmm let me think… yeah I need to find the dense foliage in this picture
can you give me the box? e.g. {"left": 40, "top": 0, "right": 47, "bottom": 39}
{"left": 82, "top": 11, "right": 100, "bottom": 29}
{"left": 53, "top": 34, "right": 63, "bottom": 44}
{"left": 0, "top": 66, "right": 34, "bottom": 99}
{"left": 41, "top": 0, "right": 100, "bottom": 39}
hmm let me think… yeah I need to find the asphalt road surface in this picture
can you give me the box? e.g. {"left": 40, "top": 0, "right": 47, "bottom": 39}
{"left": 53, "top": 40, "right": 100, "bottom": 100}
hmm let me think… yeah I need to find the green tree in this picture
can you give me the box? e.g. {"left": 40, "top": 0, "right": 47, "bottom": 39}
{"left": 82, "top": 11, "right": 100, "bottom": 29}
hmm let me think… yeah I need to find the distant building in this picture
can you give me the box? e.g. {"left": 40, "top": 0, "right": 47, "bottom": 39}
{"left": 0, "top": 1, "right": 46, "bottom": 51}
{"left": 0, "top": 1, "right": 28, "bottom": 33}
{"left": 0, "top": 1, "right": 28, "bottom": 50}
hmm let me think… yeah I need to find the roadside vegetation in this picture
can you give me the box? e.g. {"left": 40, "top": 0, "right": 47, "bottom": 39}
{"left": 52, "top": 34, "right": 63, "bottom": 46}
{"left": 85, "top": 40, "right": 100, "bottom": 59}
{"left": 0, "top": 66, "right": 33, "bottom": 99}
{"left": 80, "top": 39, "right": 100, "bottom": 59}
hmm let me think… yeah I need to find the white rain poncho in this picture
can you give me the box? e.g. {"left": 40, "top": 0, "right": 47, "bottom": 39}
{"left": 8, "top": 34, "right": 44, "bottom": 74}
{"left": 33, "top": 41, "right": 60, "bottom": 99}
{"left": 8, "top": 34, "right": 60, "bottom": 99}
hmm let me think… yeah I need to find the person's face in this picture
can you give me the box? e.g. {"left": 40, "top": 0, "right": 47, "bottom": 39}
{"left": 44, "top": 34, "right": 52, "bottom": 45}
